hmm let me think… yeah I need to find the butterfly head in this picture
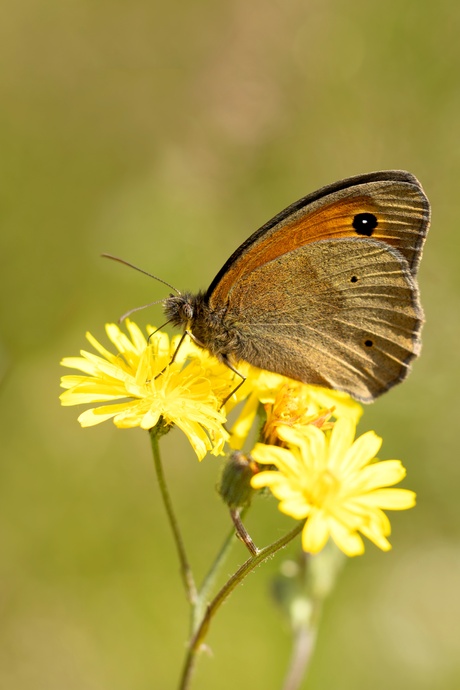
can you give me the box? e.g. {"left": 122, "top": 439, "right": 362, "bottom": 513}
{"left": 164, "top": 292, "right": 205, "bottom": 330}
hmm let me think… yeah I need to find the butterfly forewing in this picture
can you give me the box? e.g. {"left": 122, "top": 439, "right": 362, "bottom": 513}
{"left": 207, "top": 171, "right": 429, "bottom": 310}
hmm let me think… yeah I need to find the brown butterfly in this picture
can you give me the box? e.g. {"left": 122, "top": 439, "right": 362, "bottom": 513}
{"left": 162, "top": 170, "right": 430, "bottom": 403}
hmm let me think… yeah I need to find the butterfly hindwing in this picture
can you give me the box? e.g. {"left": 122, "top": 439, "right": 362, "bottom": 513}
{"left": 220, "top": 237, "right": 422, "bottom": 402}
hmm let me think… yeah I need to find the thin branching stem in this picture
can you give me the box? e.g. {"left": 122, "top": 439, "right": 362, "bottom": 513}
{"left": 179, "top": 522, "right": 304, "bottom": 690}
{"left": 191, "top": 511, "right": 246, "bottom": 634}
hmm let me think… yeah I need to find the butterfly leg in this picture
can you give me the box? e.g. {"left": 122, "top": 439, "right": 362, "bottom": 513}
{"left": 152, "top": 330, "right": 189, "bottom": 381}
{"left": 181, "top": 331, "right": 248, "bottom": 406}
{"left": 169, "top": 330, "right": 189, "bottom": 364}
{"left": 220, "top": 355, "right": 247, "bottom": 408}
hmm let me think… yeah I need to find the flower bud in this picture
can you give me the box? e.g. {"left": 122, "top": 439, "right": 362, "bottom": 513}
{"left": 218, "top": 451, "right": 259, "bottom": 509}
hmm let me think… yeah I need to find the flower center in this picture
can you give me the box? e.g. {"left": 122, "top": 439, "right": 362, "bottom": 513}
{"left": 302, "top": 469, "right": 340, "bottom": 508}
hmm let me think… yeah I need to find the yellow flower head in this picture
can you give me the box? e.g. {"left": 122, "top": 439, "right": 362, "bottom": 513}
{"left": 229, "top": 367, "right": 363, "bottom": 450}
{"left": 263, "top": 381, "right": 339, "bottom": 445}
{"left": 60, "top": 321, "right": 230, "bottom": 460}
{"left": 250, "top": 419, "right": 416, "bottom": 556}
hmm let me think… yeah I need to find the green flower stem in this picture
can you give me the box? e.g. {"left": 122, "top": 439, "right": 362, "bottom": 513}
{"left": 179, "top": 522, "right": 304, "bottom": 690}
{"left": 150, "top": 428, "right": 197, "bottom": 605}
{"left": 191, "top": 511, "right": 247, "bottom": 634}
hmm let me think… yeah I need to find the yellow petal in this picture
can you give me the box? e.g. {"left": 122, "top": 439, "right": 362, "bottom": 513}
{"left": 302, "top": 512, "right": 330, "bottom": 554}
{"left": 329, "top": 521, "right": 365, "bottom": 557}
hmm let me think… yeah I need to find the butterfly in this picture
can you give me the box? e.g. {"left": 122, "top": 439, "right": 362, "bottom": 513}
{"left": 162, "top": 170, "right": 429, "bottom": 402}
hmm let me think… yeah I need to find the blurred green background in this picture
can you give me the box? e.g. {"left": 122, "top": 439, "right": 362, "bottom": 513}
{"left": 1, "top": 1, "right": 459, "bottom": 688}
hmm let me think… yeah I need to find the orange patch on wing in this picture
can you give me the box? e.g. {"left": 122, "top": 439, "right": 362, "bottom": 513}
{"left": 211, "top": 196, "right": 375, "bottom": 302}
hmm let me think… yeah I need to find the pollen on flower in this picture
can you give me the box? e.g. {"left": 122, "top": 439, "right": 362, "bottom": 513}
{"left": 250, "top": 418, "right": 416, "bottom": 557}
{"left": 228, "top": 370, "right": 363, "bottom": 450}
{"left": 262, "top": 382, "right": 334, "bottom": 445}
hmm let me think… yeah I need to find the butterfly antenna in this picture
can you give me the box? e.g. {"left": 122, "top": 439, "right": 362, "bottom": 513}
{"left": 101, "top": 253, "right": 181, "bottom": 294}
{"left": 118, "top": 299, "right": 166, "bottom": 324}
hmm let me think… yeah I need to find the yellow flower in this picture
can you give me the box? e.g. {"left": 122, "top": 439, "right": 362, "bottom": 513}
{"left": 250, "top": 419, "right": 416, "bottom": 556}
{"left": 60, "top": 321, "right": 229, "bottom": 460}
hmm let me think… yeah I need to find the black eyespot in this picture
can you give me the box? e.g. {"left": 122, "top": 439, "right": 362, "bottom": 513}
{"left": 352, "top": 213, "right": 378, "bottom": 236}
{"left": 364, "top": 339, "right": 373, "bottom": 348}
{"left": 350, "top": 275, "right": 358, "bottom": 283}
